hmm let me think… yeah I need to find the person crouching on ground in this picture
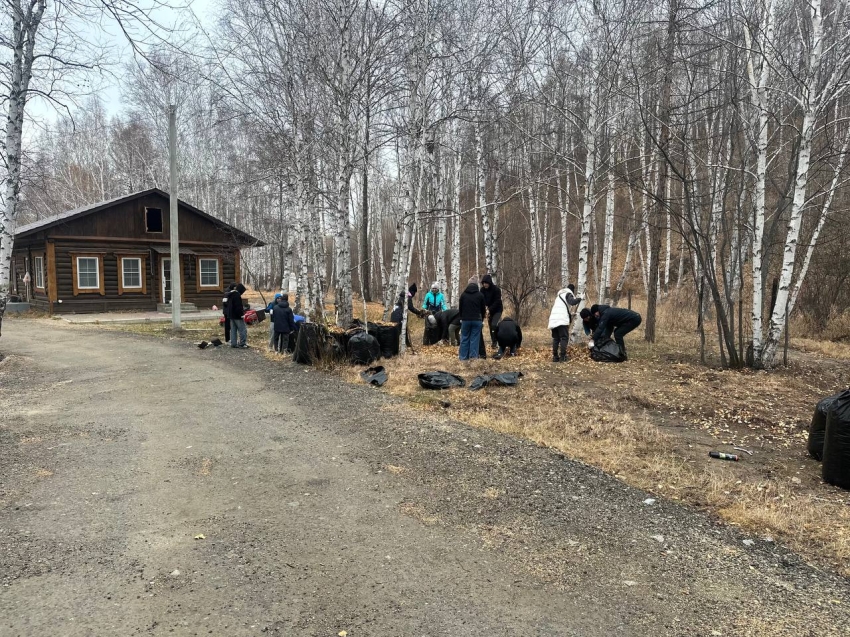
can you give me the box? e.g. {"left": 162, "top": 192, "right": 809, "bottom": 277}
{"left": 480, "top": 274, "right": 503, "bottom": 349}
{"left": 228, "top": 283, "right": 249, "bottom": 348}
{"left": 272, "top": 294, "right": 296, "bottom": 353}
{"left": 493, "top": 316, "right": 523, "bottom": 360}
{"left": 548, "top": 284, "right": 581, "bottom": 362}
{"left": 458, "top": 276, "right": 486, "bottom": 361}
{"left": 589, "top": 303, "right": 642, "bottom": 360}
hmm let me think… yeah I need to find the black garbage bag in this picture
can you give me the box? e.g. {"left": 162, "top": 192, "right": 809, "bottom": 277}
{"left": 590, "top": 339, "right": 626, "bottom": 363}
{"left": 469, "top": 372, "right": 524, "bottom": 391}
{"left": 348, "top": 331, "right": 381, "bottom": 365}
{"left": 822, "top": 390, "right": 850, "bottom": 490}
{"left": 370, "top": 324, "right": 400, "bottom": 358}
{"left": 360, "top": 365, "right": 388, "bottom": 387}
{"left": 292, "top": 323, "right": 326, "bottom": 365}
{"left": 418, "top": 371, "right": 466, "bottom": 390}
{"left": 809, "top": 392, "right": 844, "bottom": 460}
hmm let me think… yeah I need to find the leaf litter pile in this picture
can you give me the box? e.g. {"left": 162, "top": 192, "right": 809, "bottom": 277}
{"left": 346, "top": 335, "right": 850, "bottom": 576}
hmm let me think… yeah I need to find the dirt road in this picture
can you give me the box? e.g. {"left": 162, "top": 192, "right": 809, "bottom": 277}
{"left": 1, "top": 320, "right": 848, "bottom": 636}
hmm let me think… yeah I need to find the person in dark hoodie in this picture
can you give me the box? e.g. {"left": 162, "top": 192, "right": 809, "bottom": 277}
{"left": 590, "top": 304, "right": 642, "bottom": 359}
{"left": 228, "top": 282, "right": 249, "bottom": 348}
{"left": 458, "top": 276, "right": 486, "bottom": 361}
{"left": 222, "top": 282, "right": 237, "bottom": 344}
{"left": 272, "top": 294, "right": 296, "bottom": 353}
{"left": 480, "top": 274, "right": 503, "bottom": 348}
{"left": 493, "top": 316, "right": 522, "bottom": 359}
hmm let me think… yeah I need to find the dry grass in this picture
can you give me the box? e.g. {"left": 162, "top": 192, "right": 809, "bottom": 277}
{"left": 344, "top": 332, "right": 850, "bottom": 576}
{"left": 88, "top": 296, "right": 850, "bottom": 575}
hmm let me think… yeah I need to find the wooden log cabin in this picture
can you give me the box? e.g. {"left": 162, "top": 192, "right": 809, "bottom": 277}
{"left": 11, "top": 189, "right": 263, "bottom": 314}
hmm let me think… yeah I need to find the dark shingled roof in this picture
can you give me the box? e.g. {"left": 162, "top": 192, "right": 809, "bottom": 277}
{"left": 15, "top": 188, "right": 264, "bottom": 247}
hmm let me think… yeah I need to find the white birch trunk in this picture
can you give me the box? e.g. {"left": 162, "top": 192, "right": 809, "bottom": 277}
{"left": 557, "top": 168, "right": 570, "bottom": 286}
{"left": 1, "top": 0, "right": 46, "bottom": 332}
{"left": 745, "top": 0, "right": 775, "bottom": 366}
{"left": 600, "top": 170, "right": 615, "bottom": 302}
{"left": 571, "top": 83, "right": 598, "bottom": 339}
{"left": 760, "top": 0, "right": 823, "bottom": 367}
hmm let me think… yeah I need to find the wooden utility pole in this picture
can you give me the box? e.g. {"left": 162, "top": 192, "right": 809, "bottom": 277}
{"left": 169, "top": 104, "right": 182, "bottom": 329}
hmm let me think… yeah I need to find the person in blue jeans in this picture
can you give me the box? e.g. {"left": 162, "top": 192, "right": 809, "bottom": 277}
{"left": 228, "top": 283, "right": 249, "bottom": 348}
{"left": 458, "top": 276, "right": 486, "bottom": 361}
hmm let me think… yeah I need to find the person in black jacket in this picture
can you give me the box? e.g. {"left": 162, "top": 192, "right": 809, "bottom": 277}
{"left": 272, "top": 294, "right": 297, "bottom": 352}
{"left": 222, "top": 282, "right": 237, "bottom": 344}
{"left": 228, "top": 283, "right": 249, "bottom": 348}
{"left": 438, "top": 307, "right": 461, "bottom": 345}
{"left": 458, "top": 277, "right": 486, "bottom": 360}
{"left": 480, "top": 274, "right": 503, "bottom": 348}
{"left": 493, "top": 317, "right": 522, "bottom": 359}
{"left": 590, "top": 304, "right": 642, "bottom": 359}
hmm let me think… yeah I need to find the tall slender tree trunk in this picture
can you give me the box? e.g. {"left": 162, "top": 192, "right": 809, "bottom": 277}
{"left": 645, "top": 0, "right": 678, "bottom": 343}
{"left": 0, "top": 0, "right": 46, "bottom": 336}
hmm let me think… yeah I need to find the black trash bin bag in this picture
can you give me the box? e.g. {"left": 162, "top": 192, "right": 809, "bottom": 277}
{"left": 809, "top": 392, "right": 844, "bottom": 460}
{"left": 822, "top": 389, "right": 850, "bottom": 490}
{"left": 590, "top": 340, "right": 626, "bottom": 363}
{"left": 360, "top": 366, "right": 388, "bottom": 387}
{"left": 418, "top": 371, "right": 466, "bottom": 390}
{"left": 292, "top": 323, "right": 326, "bottom": 365}
{"left": 348, "top": 331, "right": 381, "bottom": 365}
{"left": 370, "top": 324, "right": 400, "bottom": 358}
{"left": 469, "top": 372, "right": 524, "bottom": 391}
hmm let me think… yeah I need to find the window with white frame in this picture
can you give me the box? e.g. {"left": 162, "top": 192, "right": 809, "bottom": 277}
{"left": 77, "top": 257, "right": 100, "bottom": 289}
{"left": 122, "top": 257, "right": 142, "bottom": 289}
{"left": 34, "top": 256, "right": 44, "bottom": 289}
{"left": 199, "top": 258, "right": 220, "bottom": 287}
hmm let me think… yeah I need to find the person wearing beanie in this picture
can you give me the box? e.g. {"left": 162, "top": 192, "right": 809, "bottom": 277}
{"left": 468, "top": 275, "right": 479, "bottom": 286}
{"left": 422, "top": 282, "right": 447, "bottom": 313}
{"left": 480, "top": 274, "right": 503, "bottom": 349}
{"left": 590, "top": 303, "right": 642, "bottom": 360}
{"left": 458, "top": 277, "right": 486, "bottom": 360}
{"left": 548, "top": 283, "right": 582, "bottom": 362}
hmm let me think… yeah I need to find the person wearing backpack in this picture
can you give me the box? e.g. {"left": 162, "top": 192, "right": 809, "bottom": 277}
{"left": 548, "top": 284, "right": 581, "bottom": 362}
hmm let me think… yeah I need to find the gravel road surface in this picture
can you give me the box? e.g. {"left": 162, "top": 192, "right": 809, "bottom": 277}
{"left": 1, "top": 320, "right": 848, "bottom": 636}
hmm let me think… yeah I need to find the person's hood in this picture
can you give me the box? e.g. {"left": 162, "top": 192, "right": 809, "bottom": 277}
{"left": 481, "top": 274, "right": 493, "bottom": 286}
{"left": 274, "top": 293, "right": 282, "bottom": 300}
{"left": 277, "top": 300, "right": 290, "bottom": 310}
{"left": 501, "top": 317, "right": 515, "bottom": 323}
{"left": 463, "top": 282, "right": 480, "bottom": 294}
{"left": 590, "top": 304, "right": 600, "bottom": 315}
{"left": 235, "top": 283, "right": 246, "bottom": 294}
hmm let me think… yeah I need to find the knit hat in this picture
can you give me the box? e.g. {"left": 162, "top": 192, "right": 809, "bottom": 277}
{"left": 580, "top": 308, "right": 591, "bottom": 319}
{"left": 274, "top": 292, "right": 282, "bottom": 300}
{"left": 431, "top": 281, "right": 439, "bottom": 290}
{"left": 590, "top": 304, "right": 601, "bottom": 316}
{"left": 468, "top": 276, "right": 479, "bottom": 285}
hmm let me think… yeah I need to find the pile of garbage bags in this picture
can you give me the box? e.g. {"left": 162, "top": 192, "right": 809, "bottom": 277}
{"left": 808, "top": 389, "right": 850, "bottom": 490}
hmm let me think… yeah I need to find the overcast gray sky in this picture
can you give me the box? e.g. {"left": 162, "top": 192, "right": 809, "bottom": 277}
{"left": 27, "top": 0, "right": 216, "bottom": 126}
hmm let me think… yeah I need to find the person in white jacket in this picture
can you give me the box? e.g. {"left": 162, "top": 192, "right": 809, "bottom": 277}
{"left": 548, "top": 284, "right": 581, "bottom": 362}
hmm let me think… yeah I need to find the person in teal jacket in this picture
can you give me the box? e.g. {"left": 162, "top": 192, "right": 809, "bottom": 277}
{"left": 422, "top": 282, "right": 447, "bottom": 313}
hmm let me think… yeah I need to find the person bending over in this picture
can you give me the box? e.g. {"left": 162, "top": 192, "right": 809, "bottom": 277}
{"left": 493, "top": 316, "right": 523, "bottom": 360}
{"left": 590, "top": 304, "right": 642, "bottom": 360}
